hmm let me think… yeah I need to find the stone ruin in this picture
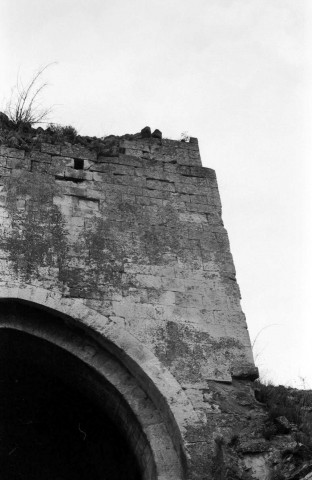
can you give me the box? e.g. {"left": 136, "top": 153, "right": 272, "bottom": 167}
{"left": 0, "top": 120, "right": 283, "bottom": 479}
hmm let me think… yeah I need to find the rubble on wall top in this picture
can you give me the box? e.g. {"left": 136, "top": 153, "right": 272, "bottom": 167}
{"left": 0, "top": 112, "right": 198, "bottom": 153}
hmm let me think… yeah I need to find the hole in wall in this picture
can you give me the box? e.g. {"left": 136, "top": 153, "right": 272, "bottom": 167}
{"left": 74, "top": 159, "right": 84, "bottom": 170}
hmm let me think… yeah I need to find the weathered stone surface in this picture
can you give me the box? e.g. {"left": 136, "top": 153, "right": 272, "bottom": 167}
{"left": 0, "top": 127, "right": 262, "bottom": 480}
{"left": 238, "top": 438, "right": 270, "bottom": 454}
{"left": 0, "top": 146, "right": 25, "bottom": 159}
{"left": 41, "top": 142, "right": 61, "bottom": 155}
{"left": 152, "top": 129, "right": 162, "bottom": 139}
{"left": 275, "top": 415, "right": 291, "bottom": 433}
{"left": 141, "top": 126, "right": 152, "bottom": 138}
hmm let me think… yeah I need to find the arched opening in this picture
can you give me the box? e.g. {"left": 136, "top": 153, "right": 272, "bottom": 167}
{"left": 0, "top": 329, "right": 142, "bottom": 480}
{"left": 0, "top": 301, "right": 181, "bottom": 480}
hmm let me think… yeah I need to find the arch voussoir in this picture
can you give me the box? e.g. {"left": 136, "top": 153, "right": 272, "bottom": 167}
{"left": 0, "top": 284, "right": 200, "bottom": 480}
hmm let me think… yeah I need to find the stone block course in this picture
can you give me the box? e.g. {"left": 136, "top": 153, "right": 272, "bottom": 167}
{"left": 0, "top": 146, "right": 25, "bottom": 159}
{"left": 0, "top": 131, "right": 257, "bottom": 480}
{"left": 146, "top": 179, "right": 175, "bottom": 192}
{"left": 30, "top": 151, "right": 51, "bottom": 163}
{"left": 60, "top": 144, "right": 97, "bottom": 161}
{"left": 6, "top": 157, "right": 31, "bottom": 170}
{"left": 41, "top": 142, "right": 61, "bottom": 155}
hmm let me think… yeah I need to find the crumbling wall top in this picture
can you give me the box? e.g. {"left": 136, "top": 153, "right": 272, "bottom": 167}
{"left": 0, "top": 115, "right": 202, "bottom": 168}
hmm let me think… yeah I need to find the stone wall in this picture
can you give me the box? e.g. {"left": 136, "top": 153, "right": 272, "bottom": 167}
{"left": 0, "top": 127, "right": 259, "bottom": 479}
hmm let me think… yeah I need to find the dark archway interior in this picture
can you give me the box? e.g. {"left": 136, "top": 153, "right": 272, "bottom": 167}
{"left": 0, "top": 325, "right": 142, "bottom": 480}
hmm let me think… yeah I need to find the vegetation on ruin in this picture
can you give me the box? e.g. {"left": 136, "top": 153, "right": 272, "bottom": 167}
{"left": 254, "top": 380, "right": 312, "bottom": 479}
{"left": 5, "top": 64, "right": 56, "bottom": 129}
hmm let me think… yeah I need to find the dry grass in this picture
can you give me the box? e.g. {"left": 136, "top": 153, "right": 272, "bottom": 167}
{"left": 5, "top": 64, "right": 55, "bottom": 128}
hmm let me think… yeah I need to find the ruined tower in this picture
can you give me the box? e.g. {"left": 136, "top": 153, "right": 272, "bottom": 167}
{"left": 0, "top": 125, "right": 258, "bottom": 479}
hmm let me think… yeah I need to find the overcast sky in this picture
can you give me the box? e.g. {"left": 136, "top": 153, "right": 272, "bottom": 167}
{"left": 1, "top": 0, "right": 311, "bottom": 387}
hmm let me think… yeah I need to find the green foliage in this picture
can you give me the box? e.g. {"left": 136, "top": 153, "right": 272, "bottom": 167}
{"left": 256, "top": 382, "right": 311, "bottom": 423}
{"left": 48, "top": 123, "right": 78, "bottom": 141}
{"left": 255, "top": 380, "right": 312, "bottom": 457}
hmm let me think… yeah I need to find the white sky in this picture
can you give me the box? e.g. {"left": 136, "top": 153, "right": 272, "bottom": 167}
{"left": 1, "top": 0, "right": 311, "bottom": 387}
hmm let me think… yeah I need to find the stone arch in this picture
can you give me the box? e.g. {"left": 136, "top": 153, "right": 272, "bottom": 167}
{"left": 0, "top": 326, "right": 146, "bottom": 479}
{"left": 0, "top": 285, "right": 200, "bottom": 479}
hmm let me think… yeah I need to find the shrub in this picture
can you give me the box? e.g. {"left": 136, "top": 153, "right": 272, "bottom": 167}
{"left": 5, "top": 64, "right": 55, "bottom": 129}
{"left": 255, "top": 380, "right": 312, "bottom": 456}
{"left": 48, "top": 123, "right": 77, "bottom": 141}
{"left": 255, "top": 382, "right": 312, "bottom": 424}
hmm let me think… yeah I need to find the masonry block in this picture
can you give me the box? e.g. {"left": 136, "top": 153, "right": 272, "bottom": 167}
{"left": 0, "top": 128, "right": 257, "bottom": 480}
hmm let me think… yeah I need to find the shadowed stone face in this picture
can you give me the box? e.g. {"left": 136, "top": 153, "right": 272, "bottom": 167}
{"left": 0, "top": 328, "right": 142, "bottom": 480}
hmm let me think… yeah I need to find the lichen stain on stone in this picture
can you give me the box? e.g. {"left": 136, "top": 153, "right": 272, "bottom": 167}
{"left": 155, "top": 321, "right": 244, "bottom": 383}
{"left": 108, "top": 200, "right": 183, "bottom": 266}
{"left": 59, "top": 200, "right": 187, "bottom": 297}
{"left": 2, "top": 172, "right": 67, "bottom": 280}
{"left": 85, "top": 217, "right": 125, "bottom": 284}
{"left": 60, "top": 216, "right": 126, "bottom": 297}
{"left": 139, "top": 204, "right": 184, "bottom": 264}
